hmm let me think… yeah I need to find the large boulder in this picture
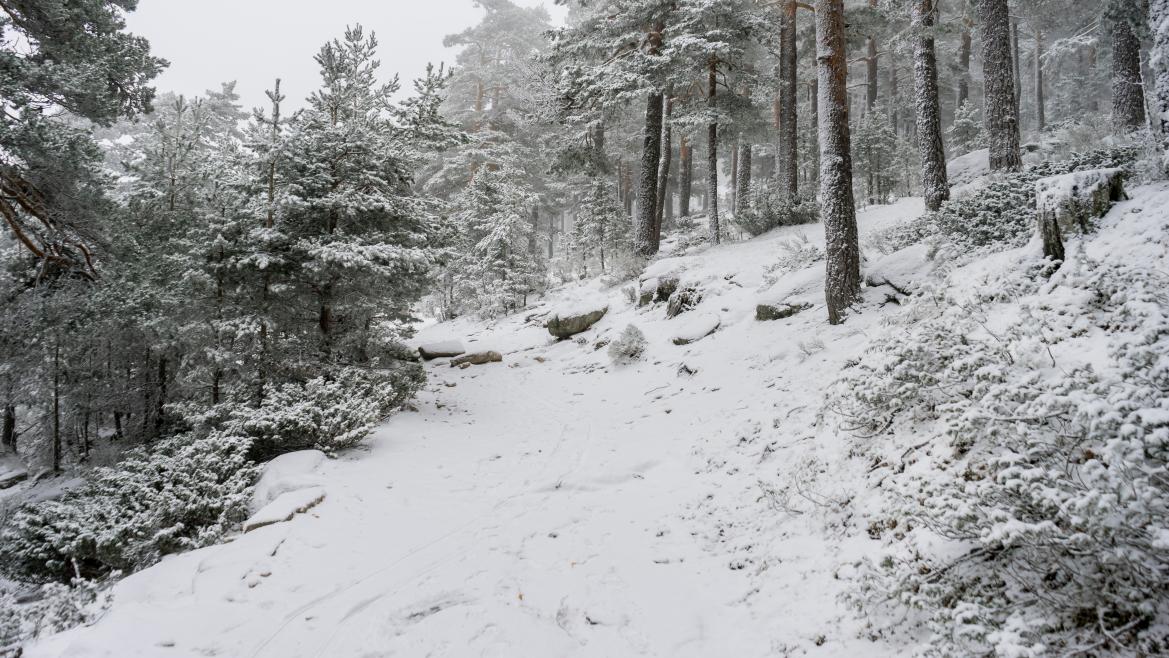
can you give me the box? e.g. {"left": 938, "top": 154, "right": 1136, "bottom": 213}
{"left": 450, "top": 351, "right": 502, "bottom": 367}
{"left": 1036, "top": 168, "right": 1126, "bottom": 235}
{"left": 665, "top": 286, "right": 702, "bottom": 319}
{"left": 638, "top": 274, "right": 680, "bottom": 307}
{"left": 547, "top": 302, "right": 608, "bottom": 339}
{"left": 418, "top": 340, "right": 466, "bottom": 360}
{"left": 0, "top": 460, "right": 28, "bottom": 490}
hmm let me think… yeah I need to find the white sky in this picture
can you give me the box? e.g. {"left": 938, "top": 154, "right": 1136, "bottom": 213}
{"left": 125, "top": 0, "right": 566, "bottom": 111}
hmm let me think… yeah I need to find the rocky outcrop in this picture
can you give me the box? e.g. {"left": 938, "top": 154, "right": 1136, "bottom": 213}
{"left": 450, "top": 351, "right": 503, "bottom": 367}
{"left": 665, "top": 286, "right": 702, "bottom": 318}
{"left": 638, "top": 275, "right": 680, "bottom": 307}
{"left": 418, "top": 341, "right": 466, "bottom": 360}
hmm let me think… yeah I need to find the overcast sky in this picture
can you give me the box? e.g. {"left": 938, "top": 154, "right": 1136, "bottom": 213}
{"left": 125, "top": 0, "right": 566, "bottom": 111}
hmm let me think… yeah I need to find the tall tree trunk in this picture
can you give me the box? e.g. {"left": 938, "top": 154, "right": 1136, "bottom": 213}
{"left": 2, "top": 405, "right": 14, "bottom": 454}
{"left": 736, "top": 144, "right": 752, "bottom": 215}
{"left": 707, "top": 58, "right": 721, "bottom": 244}
{"left": 778, "top": 0, "right": 799, "bottom": 200}
{"left": 52, "top": 339, "right": 61, "bottom": 472}
{"left": 1011, "top": 20, "right": 1022, "bottom": 113}
{"left": 890, "top": 59, "right": 900, "bottom": 133}
{"left": 636, "top": 89, "right": 664, "bottom": 256}
{"left": 679, "top": 135, "right": 693, "bottom": 217}
{"left": 866, "top": 35, "right": 879, "bottom": 111}
{"left": 957, "top": 20, "right": 973, "bottom": 110}
{"left": 816, "top": 0, "right": 861, "bottom": 325}
{"left": 1151, "top": 0, "right": 1169, "bottom": 138}
{"left": 979, "top": 0, "right": 1023, "bottom": 171}
{"left": 654, "top": 90, "right": 674, "bottom": 242}
{"left": 913, "top": 0, "right": 950, "bottom": 211}
{"left": 1113, "top": 16, "right": 1148, "bottom": 131}
{"left": 729, "top": 142, "right": 739, "bottom": 212}
{"left": 1034, "top": 27, "right": 1046, "bottom": 131}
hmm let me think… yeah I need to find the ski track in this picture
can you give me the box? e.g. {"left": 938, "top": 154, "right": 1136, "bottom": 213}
{"left": 29, "top": 200, "right": 926, "bottom": 658}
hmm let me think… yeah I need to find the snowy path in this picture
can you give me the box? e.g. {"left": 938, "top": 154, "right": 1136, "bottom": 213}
{"left": 33, "top": 201, "right": 925, "bottom": 657}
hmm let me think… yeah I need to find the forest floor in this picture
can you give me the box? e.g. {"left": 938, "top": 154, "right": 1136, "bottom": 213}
{"left": 31, "top": 200, "right": 930, "bottom": 657}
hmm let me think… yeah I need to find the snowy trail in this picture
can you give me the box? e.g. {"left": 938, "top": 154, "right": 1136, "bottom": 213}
{"left": 32, "top": 200, "right": 927, "bottom": 657}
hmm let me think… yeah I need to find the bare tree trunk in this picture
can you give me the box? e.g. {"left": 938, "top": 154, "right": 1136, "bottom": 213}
{"left": 679, "top": 135, "right": 693, "bottom": 217}
{"left": 654, "top": 89, "right": 674, "bottom": 242}
{"left": 913, "top": 0, "right": 950, "bottom": 211}
{"left": 1151, "top": 0, "right": 1169, "bottom": 138}
{"left": 866, "top": 35, "right": 879, "bottom": 112}
{"left": 1034, "top": 27, "right": 1046, "bottom": 131}
{"left": 635, "top": 90, "right": 664, "bottom": 256}
{"left": 957, "top": 20, "right": 973, "bottom": 110}
{"left": 52, "top": 339, "right": 61, "bottom": 472}
{"left": 1113, "top": 16, "right": 1148, "bottom": 131}
{"left": 2, "top": 405, "right": 14, "bottom": 454}
{"left": 778, "top": 0, "right": 799, "bottom": 200}
{"left": 816, "top": 0, "right": 861, "bottom": 325}
{"left": 736, "top": 144, "right": 752, "bottom": 215}
{"left": 1011, "top": 20, "right": 1022, "bottom": 114}
{"left": 707, "top": 58, "right": 721, "bottom": 244}
{"left": 979, "top": 0, "right": 1023, "bottom": 171}
{"left": 729, "top": 142, "right": 739, "bottom": 212}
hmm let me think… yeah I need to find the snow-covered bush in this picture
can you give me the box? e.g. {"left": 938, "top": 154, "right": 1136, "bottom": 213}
{"left": 736, "top": 184, "right": 817, "bottom": 237}
{"left": 761, "top": 235, "right": 824, "bottom": 288}
{"left": 0, "top": 578, "right": 111, "bottom": 649}
{"left": 607, "top": 324, "right": 647, "bottom": 365}
{"left": 0, "top": 431, "right": 256, "bottom": 582}
{"left": 833, "top": 246, "right": 1169, "bottom": 655}
{"left": 229, "top": 366, "right": 422, "bottom": 459}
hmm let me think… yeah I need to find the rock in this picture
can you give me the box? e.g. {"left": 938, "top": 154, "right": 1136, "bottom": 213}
{"left": 251, "top": 449, "right": 327, "bottom": 512}
{"left": 1036, "top": 168, "right": 1127, "bottom": 235}
{"left": 418, "top": 340, "right": 466, "bottom": 360}
{"left": 547, "top": 306, "right": 608, "bottom": 338}
{"left": 244, "top": 487, "right": 326, "bottom": 533}
{"left": 665, "top": 286, "right": 702, "bottom": 318}
{"left": 450, "top": 351, "right": 502, "bottom": 367}
{"left": 638, "top": 275, "right": 680, "bottom": 307}
{"left": 0, "top": 464, "right": 28, "bottom": 490}
{"left": 671, "top": 313, "right": 720, "bottom": 345}
{"left": 756, "top": 301, "right": 812, "bottom": 321}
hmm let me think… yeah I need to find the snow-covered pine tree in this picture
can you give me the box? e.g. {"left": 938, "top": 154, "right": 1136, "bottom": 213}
{"left": 815, "top": 0, "right": 860, "bottom": 325}
{"left": 1107, "top": 0, "right": 1147, "bottom": 132}
{"left": 1152, "top": 0, "right": 1169, "bottom": 140}
{"left": 977, "top": 0, "right": 1023, "bottom": 171}
{"left": 912, "top": 0, "right": 950, "bottom": 211}
{"left": 571, "top": 180, "right": 630, "bottom": 274}
{"left": 948, "top": 99, "right": 984, "bottom": 157}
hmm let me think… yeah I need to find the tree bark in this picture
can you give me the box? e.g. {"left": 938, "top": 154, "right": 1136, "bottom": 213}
{"left": 1113, "top": 16, "right": 1148, "bottom": 131}
{"left": 1151, "top": 0, "right": 1169, "bottom": 138}
{"left": 956, "top": 20, "right": 973, "bottom": 110}
{"left": 913, "top": 0, "right": 950, "bottom": 211}
{"left": 979, "top": 0, "right": 1023, "bottom": 171}
{"left": 778, "top": 0, "right": 799, "bottom": 200}
{"left": 707, "top": 58, "right": 721, "bottom": 244}
{"left": 1011, "top": 20, "right": 1022, "bottom": 114}
{"left": 654, "top": 90, "right": 674, "bottom": 243}
{"left": 736, "top": 144, "right": 752, "bottom": 215}
{"left": 635, "top": 89, "right": 664, "bottom": 256}
{"left": 1034, "top": 27, "right": 1046, "bottom": 131}
{"left": 2, "top": 405, "right": 15, "bottom": 454}
{"left": 866, "top": 35, "right": 879, "bottom": 112}
{"left": 679, "top": 135, "right": 693, "bottom": 217}
{"left": 52, "top": 339, "right": 61, "bottom": 472}
{"left": 816, "top": 0, "right": 861, "bottom": 325}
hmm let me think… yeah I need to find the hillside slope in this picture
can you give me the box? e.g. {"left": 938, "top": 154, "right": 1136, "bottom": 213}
{"left": 29, "top": 184, "right": 1164, "bottom": 657}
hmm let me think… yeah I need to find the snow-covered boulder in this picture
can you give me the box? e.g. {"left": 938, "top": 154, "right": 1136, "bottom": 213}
{"left": 865, "top": 243, "right": 933, "bottom": 295}
{"left": 244, "top": 487, "right": 326, "bottom": 533}
{"left": 638, "top": 274, "right": 680, "bottom": 306}
{"left": 547, "top": 296, "right": 608, "bottom": 338}
{"left": 0, "top": 458, "right": 28, "bottom": 489}
{"left": 1036, "top": 168, "right": 1126, "bottom": 235}
{"left": 418, "top": 340, "right": 466, "bottom": 360}
{"left": 450, "top": 351, "right": 502, "bottom": 367}
{"left": 671, "top": 313, "right": 720, "bottom": 345}
{"left": 665, "top": 285, "right": 702, "bottom": 318}
{"left": 251, "top": 449, "right": 327, "bottom": 512}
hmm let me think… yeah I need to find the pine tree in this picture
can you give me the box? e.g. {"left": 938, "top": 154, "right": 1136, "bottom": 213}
{"left": 948, "top": 100, "right": 985, "bottom": 156}
{"left": 978, "top": 0, "right": 1023, "bottom": 171}
{"left": 912, "top": 0, "right": 950, "bottom": 211}
{"left": 1108, "top": 1, "right": 1147, "bottom": 131}
{"left": 815, "top": 0, "right": 860, "bottom": 325}
{"left": 1152, "top": 0, "right": 1169, "bottom": 139}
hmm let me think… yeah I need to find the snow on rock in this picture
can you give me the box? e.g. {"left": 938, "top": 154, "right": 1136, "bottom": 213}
{"left": 0, "top": 457, "right": 28, "bottom": 490}
{"left": 449, "top": 350, "right": 502, "bottom": 367}
{"left": 1036, "top": 167, "right": 1127, "bottom": 234}
{"left": 756, "top": 300, "right": 813, "bottom": 321}
{"left": 417, "top": 340, "right": 465, "bottom": 360}
{"left": 671, "top": 312, "right": 721, "bottom": 345}
{"left": 251, "top": 449, "right": 326, "bottom": 512}
{"left": 243, "top": 487, "right": 326, "bottom": 533}
{"left": 546, "top": 293, "right": 609, "bottom": 338}
{"left": 865, "top": 243, "right": 934, "bottom": 295}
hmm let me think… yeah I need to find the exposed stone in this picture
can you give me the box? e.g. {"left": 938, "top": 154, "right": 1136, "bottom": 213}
{"left": 547, "top": 307, "right": 608, "bottom": 338}
{"left": 1036, "top": 168, "right": 1127, "bottom": 236}
{"left": 756, "top": 301, "right": 812, "bottom": 321}
{"left": 638, "top": 275, "right": 680, "bottom": 307}
{"left": 418, "top": 340, "right": 466, "bottom": 360}
{"left": 665, "top": 286, "right": 702, "bottom": 318}
{"left": 450, "top": 351, "right": 503, "bottom": 367}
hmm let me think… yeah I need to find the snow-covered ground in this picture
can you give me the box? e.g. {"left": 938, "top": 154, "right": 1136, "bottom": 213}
{"left": 31, "top": 198, "right": 933, "bottom": 657}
